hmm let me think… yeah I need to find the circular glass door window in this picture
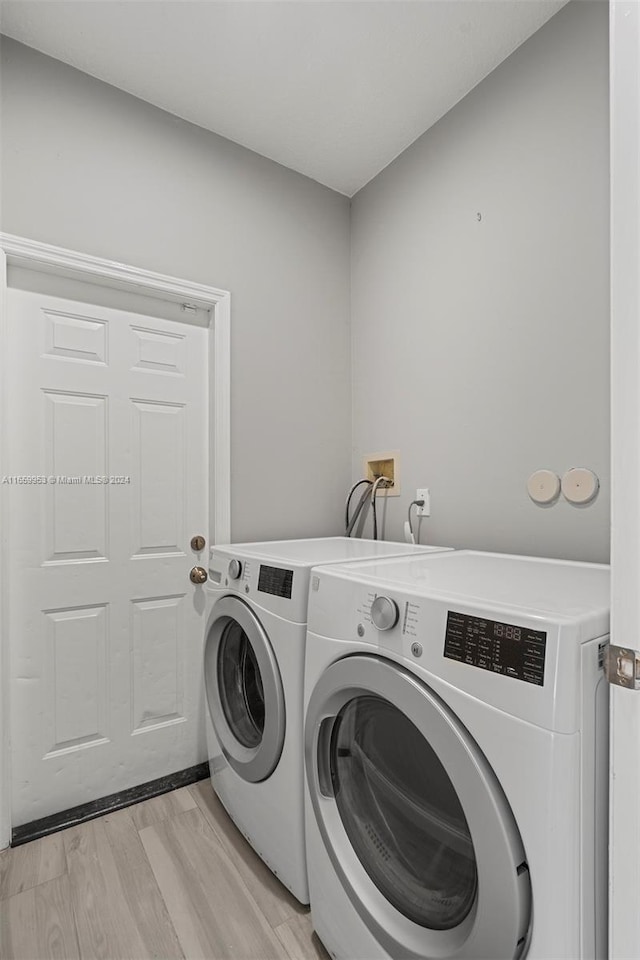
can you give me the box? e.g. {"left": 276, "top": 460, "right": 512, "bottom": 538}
{"left": 331, "top": 695, "right": 478, "bottom": 930}
{"left": 217, "top": 619, "right": 265, "bottom": 749}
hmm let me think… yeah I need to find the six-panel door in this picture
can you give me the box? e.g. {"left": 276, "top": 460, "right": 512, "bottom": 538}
{"left": 7, "top": 288, "right": 209, "bottom": 825}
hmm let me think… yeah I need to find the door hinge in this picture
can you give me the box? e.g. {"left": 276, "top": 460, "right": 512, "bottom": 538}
{"left": 604, "top": 643, "right": 640, "bottom": 690}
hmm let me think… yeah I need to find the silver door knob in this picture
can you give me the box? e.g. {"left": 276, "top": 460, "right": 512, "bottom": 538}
{"left": 371, "top": 595, "right": 399, "bottom": 631}
{"left": 190, "top": 566, "right": 208, "bottom": 584}
{"left": 228, "top": 559, "right": 243, "bottom": 580}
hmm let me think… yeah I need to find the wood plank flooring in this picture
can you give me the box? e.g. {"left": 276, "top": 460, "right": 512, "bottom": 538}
{"left": 0, "top": 782, "right": 329, "bottom": 960}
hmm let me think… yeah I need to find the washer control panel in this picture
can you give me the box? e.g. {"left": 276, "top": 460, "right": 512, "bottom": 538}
{"left": 444, "top": 611, "right": 547, "bottom": 686}
{"left": 356, "top": 592, "right": 422, "bottom": 637}
{"left": 257, "top": 564, "right": 294, "bottom": 599}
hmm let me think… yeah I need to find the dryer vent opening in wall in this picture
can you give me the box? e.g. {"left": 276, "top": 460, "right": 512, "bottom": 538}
{"left": 363, "top": 452, "right": 400, "bottom": 497}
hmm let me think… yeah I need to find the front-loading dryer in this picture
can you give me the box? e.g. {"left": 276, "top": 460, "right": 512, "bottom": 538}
{"left": 304, "top": 550, "right": 610, "bottom": 958}
{"left": 203, "top": 537, "right": 453, "bottom": 904}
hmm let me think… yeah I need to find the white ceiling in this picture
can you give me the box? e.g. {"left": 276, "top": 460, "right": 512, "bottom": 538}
{"left": 0, "top": 0, "right": 568, "bottom": 196}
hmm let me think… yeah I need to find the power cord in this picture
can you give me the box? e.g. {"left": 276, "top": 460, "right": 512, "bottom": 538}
{"left": 406, "top": 499, "right": 425, "bottom": 545}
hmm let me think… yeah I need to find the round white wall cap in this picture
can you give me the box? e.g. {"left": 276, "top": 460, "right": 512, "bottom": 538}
{"left": 561, "top": 467, "right": 599, "bottom": 505}
{"left": 527, "top": 469, "right": 561, "bottom": 505}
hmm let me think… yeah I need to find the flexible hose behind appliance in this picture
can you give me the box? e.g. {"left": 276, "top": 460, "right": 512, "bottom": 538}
{"left": 346, "top": 482, "right": 374, "bottom": 537}
{"left": 370, "top": 475, "right": 392, "bottom": 540}
{"left": 345, "top": 478, "right": 373, "bottom": 532}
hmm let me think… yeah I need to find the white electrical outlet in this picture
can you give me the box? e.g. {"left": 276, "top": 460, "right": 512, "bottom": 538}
{"left": 416, "top": 488, "right": 430, "bottom": 517}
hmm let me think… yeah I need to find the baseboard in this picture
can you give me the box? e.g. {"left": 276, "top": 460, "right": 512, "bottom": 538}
{"left": 11, "top": 761, "right": 210, "bottom": 847}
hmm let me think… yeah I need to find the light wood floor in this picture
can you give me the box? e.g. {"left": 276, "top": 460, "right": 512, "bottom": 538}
{"left": 0, "top": 780, "right": 329, "bottom": 960}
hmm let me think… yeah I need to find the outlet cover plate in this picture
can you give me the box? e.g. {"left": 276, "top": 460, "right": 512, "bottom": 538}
{"left": 416, "top": 488, "right": 431, "bottom": 516}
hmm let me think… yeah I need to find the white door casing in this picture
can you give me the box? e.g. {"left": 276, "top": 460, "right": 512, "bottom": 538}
{"left": 609, "top": 3, "right": 640, "bottom": 958}
{"left": 7, "top": 289, "right": 211, "bottom": 824}
{"left": 0, "top": 235, "right": 231, "bottom": 846}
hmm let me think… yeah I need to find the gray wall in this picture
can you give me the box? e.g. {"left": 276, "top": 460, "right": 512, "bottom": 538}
{"left": 0, "top": 37, "right": 352, "bottom": 543}
{"left": 350, "top": 0, "right": 610, "bottom": 562}
{"left": 1, "top": 1, "right": 610, "bottom": 562}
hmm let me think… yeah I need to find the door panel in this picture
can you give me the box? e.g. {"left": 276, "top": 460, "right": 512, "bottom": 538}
{"left": 7, "top": 288, "right": 208, "bottom": 825}
{"left": 131, "top": 323, "right": 186, "bottom": 374}
{"left": 44, "top": 604, "right": 108, "bottom": 755}
{"left": 44, "top": 391, "right": 108, "bottom": 561}
{"left": 131, "top": 595, "right": 185, "bottom": 732}
{"left": 43, "top": 308, "right": 108, "bottom": 364}
{"left": 131, "top": 399, "right": 186, "bottom": 555}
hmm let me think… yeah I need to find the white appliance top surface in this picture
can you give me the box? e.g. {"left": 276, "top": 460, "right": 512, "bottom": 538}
{"left": 320, "top": 549, "right": 610, "bottom": 620}
{"left": 218, "top": 537, "right": 451, "bottom": 565}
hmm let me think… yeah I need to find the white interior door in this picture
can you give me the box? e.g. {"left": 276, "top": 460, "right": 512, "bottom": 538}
{"left": 6, "top": 288, "right": 209, "bottom": 827}
{"left": 610, "top": 2, "right": 640, "bottom": 957}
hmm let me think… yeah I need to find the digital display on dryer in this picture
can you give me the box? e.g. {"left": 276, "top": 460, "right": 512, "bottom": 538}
{"left": 258, "top": 565, "right": 294, "bottom": 599}
{"left": 444, "top": 611, "right": 546, "bottom": 685}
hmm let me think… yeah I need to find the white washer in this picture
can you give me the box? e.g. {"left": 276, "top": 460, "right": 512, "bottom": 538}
{"left": 304, "top": 550, "right": 610, "bottom": 959}
{"left": 203, "top": 537, "right": 453, "bottom": 904}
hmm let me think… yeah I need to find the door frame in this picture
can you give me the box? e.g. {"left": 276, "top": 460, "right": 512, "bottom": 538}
{"left": 609, "top": 2, "right": 640, "bottom": 956}
{"left": 0, "top": 232, "right": 231, "bottom": 849}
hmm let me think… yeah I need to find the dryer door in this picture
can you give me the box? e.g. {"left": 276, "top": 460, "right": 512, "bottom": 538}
{"left": 306, "top": 655, "right": 531, "bottom": 960}
{"left": 205, "top": 596, "right": 285, "bottom": 782}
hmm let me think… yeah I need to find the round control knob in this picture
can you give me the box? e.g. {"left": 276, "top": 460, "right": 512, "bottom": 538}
{"left": 228, "top": 559, "right": 243, "bottom": 580}
{"left": 370, "top": 596, "right": 399, "bottom": 632}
